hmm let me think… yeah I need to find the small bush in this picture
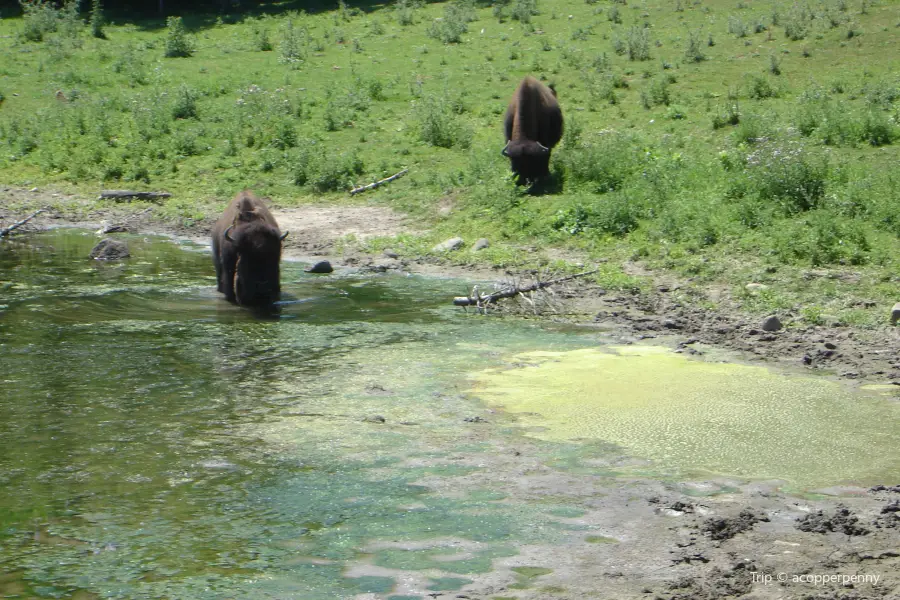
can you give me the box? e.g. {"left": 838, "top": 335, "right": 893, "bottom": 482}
{"left": 19, "top": 0, "right": 58, "bottom": 42}
{"left": 552, "top": 192, "right": 643, "bottom": 237}
{"left": 769, "top": 54, "right": 781, "bottom": 75}
{"left": 626, "top": 26, "right": 651, "bottom": 61}
{"left": 608, "top": 4, "right": 622, "bottom": 23}
{"left": 742, "top": 142, "right": 828, "bottom": 213}
{"left": 772, "top": 210, "right": 870, "bottom": 265}
{"left": 783, "top": 2, "right": 812, "bottom": 40}
{"left": 428, "top": 2, "right": 471, "bottom": 43}
{"left": 712, "top": 103, "right": 741, "bottom": 129}
{"left": 728, "top": 15, "right": 748, "bottom": 37}
{"left": 171, "top": 85, "right": 199, "bottom": 120}
{"left": 164, "top": 16, "right": 194, "bottom": 58}
{"left": 280, "top": 18, "right": 307, "bottom": 65}
{"left": 746, "top": 74, "right": 779, "bottom": 99}
{"left": 416, "top": 95, "right": 472, "bottom": 148}
{"left": 395, "top": 0, "right": 422, "bottom": 25}
{"left": 559, "top": 131, "right": 645, "bottom": 192}
{"left": 292, "top": 144, "right": 365, "bottom": 192}
{"left": 90, "top": 0, "right": 105, "bottom": 39}
{"left": 511, "top": 0, "right": 538, "bottom": 23}
{"left": 685, "top": 29, "right": 706, "bottom": 62}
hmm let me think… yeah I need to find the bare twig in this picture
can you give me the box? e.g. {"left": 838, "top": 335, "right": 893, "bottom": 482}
{"left": 99, "top": 190, "right": 171, "bottom": 203}
{"left": 350, "top": 169, "right": 409, "bottom": 195}
{"left": 453, "top": 268, "right": 599, "bottom": 307}
{"left": 0, "top": 208, "right": 47, "bottom": 238}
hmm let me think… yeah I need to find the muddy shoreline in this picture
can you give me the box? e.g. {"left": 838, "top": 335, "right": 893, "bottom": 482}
{"left": 2, "top": 190, "right": 899, "bottom": 599}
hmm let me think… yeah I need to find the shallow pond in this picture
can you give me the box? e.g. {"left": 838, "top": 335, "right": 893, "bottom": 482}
{"left": 1, "top": 230, "right": 897, "bottom": 599}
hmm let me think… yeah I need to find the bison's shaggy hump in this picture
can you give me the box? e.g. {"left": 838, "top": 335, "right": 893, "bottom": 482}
{"left": 211, "top": 190, "right": 288, "bottom": 307}
{"left": 502, "top": 75, "right": 563, "bottom": 183}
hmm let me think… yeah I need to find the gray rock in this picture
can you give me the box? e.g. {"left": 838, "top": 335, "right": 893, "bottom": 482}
{"left": 305, "top": 260, "right": 333, "bottom": 274}
{"left": 382, "top": 249, "right": 399, "bottom": 259}
{"left": 761, "top": 315, "right": 782, "bottom": 332}
{"left": 745, "top": 283, "right": 769, "bottom": 294}
{"left": 471, "top": 238, "right": 490, "bottom": 251}
{"left": 363, "top": 415, "right": 386, "bottom": 424}
{"left": 432, "top": 237, "right": 464, "bottom": 252}
{"left": 892, "top": 302, "right": 900, "bottom": 325}
{"left": 89, "top": 239, "right": 129, "bottom": 260}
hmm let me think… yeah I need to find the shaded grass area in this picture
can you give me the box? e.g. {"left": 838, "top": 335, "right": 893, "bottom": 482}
{"left": 0, "top": 0, "right": 898, "bottom": 325}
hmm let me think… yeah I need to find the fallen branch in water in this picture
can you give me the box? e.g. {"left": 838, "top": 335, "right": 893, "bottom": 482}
{"left": 453, "top": 268, "right": 599, "bottom": 309}
{"left": 99, "top": 190, "right": 172, "bottom": 203}
{"left": 0, "top": 208, "right": 47, "bottom": 238}
{"left": 350, "top": 168, "right": 409, "bottom": 195}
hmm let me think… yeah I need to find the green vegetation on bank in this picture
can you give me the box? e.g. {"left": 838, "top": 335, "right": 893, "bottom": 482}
{"left": 0, "top": 0, "right": 898, "bottom": 324}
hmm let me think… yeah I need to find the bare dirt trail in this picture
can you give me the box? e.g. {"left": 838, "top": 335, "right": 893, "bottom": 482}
{"left": 3, "top": 188, "right": 900, "bottom": 599}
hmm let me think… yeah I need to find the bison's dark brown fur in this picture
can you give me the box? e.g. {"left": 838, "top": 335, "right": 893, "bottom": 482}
{"left": 503, "top": 76, "right": 564, "bottom": 183}
{"left": 211, "top": 190, "right": 288, "bottom": 307}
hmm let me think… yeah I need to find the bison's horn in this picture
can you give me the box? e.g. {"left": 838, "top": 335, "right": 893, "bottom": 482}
{"left": 536, "top": 142, "right": 550, "bottom": 154}
{"left": 279, "top": 231, "right": 289, "bottom": 242}
{"left": 501, "top": 142, "right": 510, "bottom": 157}
{"left": 224, "top": 225, "right": 235, "bottom": 243}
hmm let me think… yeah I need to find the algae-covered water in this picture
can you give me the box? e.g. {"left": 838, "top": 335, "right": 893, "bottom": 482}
{"left": 1, "top": 230, "right": 898, "bottom": 598}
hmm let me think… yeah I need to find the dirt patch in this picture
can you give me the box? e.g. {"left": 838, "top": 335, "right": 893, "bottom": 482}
{"left": 701, "top": 508, "right": 769, "bottom": 541}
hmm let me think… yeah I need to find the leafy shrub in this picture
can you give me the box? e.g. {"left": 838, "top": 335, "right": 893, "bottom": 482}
{"left": 559, "top": 131, "right": 644, "bottom": 192}
{"left": 728, "top": 15, "right": 748, "bottom": 37}
{"left": 19, "top": 0, "right": 59, "bottom": 42}
{"left": 552, "top": 192, "right": 643, "bottom": 237}
{"left": 171, "top": 85, "right": 199, "bottom": 120}
{"left": 783, "top": 1, "right": 812, "bottom": 40}
{"left": 684, "top": 30, "right": 706, "bottom": 62}
{"left": 625, "top": 26, "right": 651, "bottom": 61}
{"left": 771, "top": 210, "right": 871, "bottom": 265}
{"left": 395, "top": 0, "right": 422, "bottom": 25}
{"left": 292, "top": 144, "right": 365, "bottom": 192}
{"left": 511, "top": 0, "right": 538, "bottom": 23}
{"left": 428, "top": 2, "right": 471, "bottom": 43}
{"left": 741, "top": 142, "right": 828, "bottom": 213}
{"left": 415, "top": 95, "right": 472, "bottom": 148}
{"left": 712, "top": 103, "right": 741, "bottom": 129}
{"left": 90, "top": 0, "right": 105, "bottom": 39}
{"left": 746, "top": 75, "right": 779, "bottom": 99}
{"left": 164, "top": 17, "right": 194, "bottom": 58}
{"left": 280, "top": 18, "right": 307, "bottom": 65}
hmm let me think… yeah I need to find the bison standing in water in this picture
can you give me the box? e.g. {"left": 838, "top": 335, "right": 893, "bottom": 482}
{"left": 502, "top": 76, "right": 564, "bottom": 183}
{"left": 211, "top": 190, "right": 288, "bottom": 307}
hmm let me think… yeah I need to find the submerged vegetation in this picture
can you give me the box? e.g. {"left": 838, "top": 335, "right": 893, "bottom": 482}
{"left": 0, "top": 0, "right": 898, "bottom": 323}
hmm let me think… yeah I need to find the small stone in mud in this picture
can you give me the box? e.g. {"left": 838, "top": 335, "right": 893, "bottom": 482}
{"left": 471, "top": 238, "right": 490, "bottom": 251}
{"left": 432, "top": 237, "right": 464, "bottom": 252}
{"left": 891, "top": 302, "right": 900, "bottom": 325}
{"left": 89, "top": 239, "right": 129, "bottom": 260}
{"left": 761, "top": 315, "right": 782, "bottom": 332}
{"left": 382, "top": 249, "right": 399, "bottom": 259}
{"left": 663, "top": 319, "right": 682, "bottom": 330}
{"left": 824, "top": 341, "right": 837, "bottom": 350}
{"left": 796, "top": 505, "right": 869, "bottom": 536}
{"left": 464, "top": 416, "right": 487, "bottom": 423}
{"left": 701, "top": 508, "right": 769, "bottom": 541}
{"left": 305, "top": 260, "right": 333, "bottom": 274}
{"left": 363, "top": 415, "right": 386, "bottom": 424}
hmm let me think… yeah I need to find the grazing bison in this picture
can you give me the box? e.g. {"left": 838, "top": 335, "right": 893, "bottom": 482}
{"left": 502, "top": 75, "right": 564, "bottom": 183}
{"left": 211, "top": 190, "right": 288, "bottom": 307}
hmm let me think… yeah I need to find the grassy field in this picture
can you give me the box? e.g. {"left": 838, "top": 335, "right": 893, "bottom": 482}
{"left": 0, "top": 0, "right": 898, "bottom": 325}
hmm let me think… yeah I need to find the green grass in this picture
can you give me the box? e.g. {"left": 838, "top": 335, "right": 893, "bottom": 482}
{"left": 0, "top": 0, "right": 898, "bottom": 325}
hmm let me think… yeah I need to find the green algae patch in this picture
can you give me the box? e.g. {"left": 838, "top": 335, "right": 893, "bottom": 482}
{"left": 585, "top": 535, "right": 619, "bottom": 544}
{"left": 469, "top": 347, "right": 900, "bottom": 490}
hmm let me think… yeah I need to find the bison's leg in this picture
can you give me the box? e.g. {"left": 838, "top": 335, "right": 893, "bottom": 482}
{"left": 212, "top": 237, "right": 224, "bottom": 293}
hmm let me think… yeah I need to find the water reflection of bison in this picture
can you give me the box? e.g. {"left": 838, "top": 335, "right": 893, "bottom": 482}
{"left": 502, "top": 75, "right": 564, "bottom": 184}
{"left": 211, "top": 190, "right": 288, "bottom": 307}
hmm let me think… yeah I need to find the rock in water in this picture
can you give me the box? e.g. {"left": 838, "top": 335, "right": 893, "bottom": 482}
{"left": 89, "top": 239, "right": 130, "bottom": 260}
{"left": 432, "top": 237, "right": 464, "bottom": 252}
{"left": 305, "top": 260, "right": 333, "bottom": 274}
{"left": 761, "top": 315, "right": 782, "bottom": 332}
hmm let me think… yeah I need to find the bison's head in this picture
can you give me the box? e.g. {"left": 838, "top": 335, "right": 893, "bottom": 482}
{"left": 502, "top": 140, "right": 552, "bottom": 183}
{"left": 224, "top": 221, "right": 288, "bottom": 307}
